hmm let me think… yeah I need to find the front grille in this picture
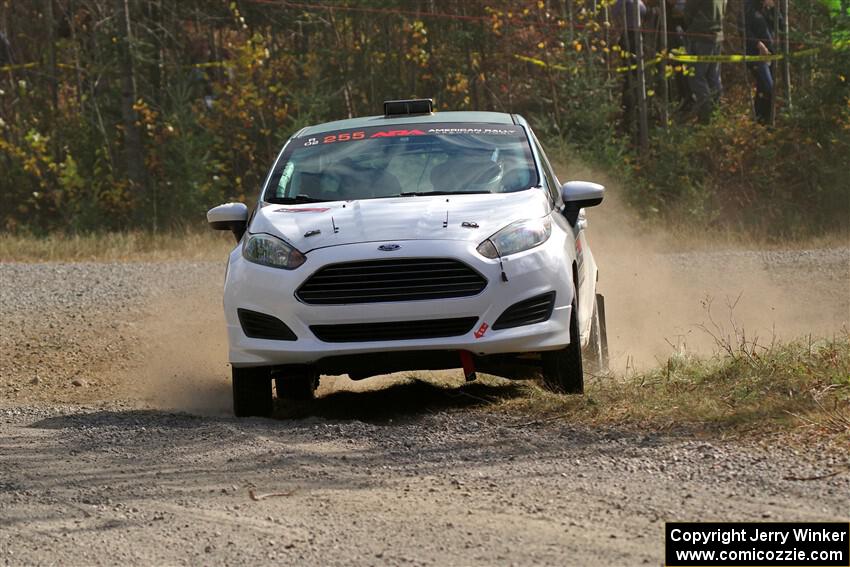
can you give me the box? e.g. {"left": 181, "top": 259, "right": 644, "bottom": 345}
{"left": 311, "top": 317, "right": 479, "bottom": 343}
{"left": 492, "top": 292, "right": 556, "bottom": 330}
{"left": 296, "top": 258, "right": 487, "bottom": 305}
{"left": 238, "top": 308, "right": 297, "bottom": 341}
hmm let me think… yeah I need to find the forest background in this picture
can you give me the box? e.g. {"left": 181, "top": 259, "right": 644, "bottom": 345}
{"left": 0, "top": 0, "right": 847, "bottom": 237}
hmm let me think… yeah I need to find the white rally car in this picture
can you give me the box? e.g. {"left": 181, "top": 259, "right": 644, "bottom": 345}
{"left": 208, "top": 99, "right": 608, "bottom": 417}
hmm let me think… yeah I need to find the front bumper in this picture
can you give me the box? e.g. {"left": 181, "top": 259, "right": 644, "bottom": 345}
{"left": 223, "top": 236, "right": 574, "bottom": 367}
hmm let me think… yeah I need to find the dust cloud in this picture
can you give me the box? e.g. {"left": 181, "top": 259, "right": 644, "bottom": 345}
{"left": 127, "top": 283, "right": 233, "bottom": 415}
{"left": 561, "top": 157, "right": 849, "bottom": 371}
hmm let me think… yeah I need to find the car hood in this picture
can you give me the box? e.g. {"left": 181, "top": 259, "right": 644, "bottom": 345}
{"left": 249, "top": 189, "right": 551, "bottom": 252}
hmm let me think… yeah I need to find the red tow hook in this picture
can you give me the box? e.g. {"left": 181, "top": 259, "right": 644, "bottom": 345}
{"left": 459, "top": 350, "right": 477, "bottom": 382}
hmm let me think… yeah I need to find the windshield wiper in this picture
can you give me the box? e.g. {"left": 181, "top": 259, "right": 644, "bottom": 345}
{"left": 395, "top": 190, "right": 490, "bottom": 197}
{"left": 268, "top": 194, "right": 328, "bottom": 204}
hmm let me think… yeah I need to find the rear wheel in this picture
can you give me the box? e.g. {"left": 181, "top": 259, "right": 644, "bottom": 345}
{"left": 232, "top": 366, "right": 274, "bottom": 418}
{"left": 597, "top": 294, "right": 609, "bottom": 368}
{"left": 276, "top": 367, "right": 319, "bottom": 401}
{"left": 541, "top": 296, "right": 584, "bottom": 394}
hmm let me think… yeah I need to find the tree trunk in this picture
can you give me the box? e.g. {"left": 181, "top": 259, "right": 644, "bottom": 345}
{"left": 659, "top": 0, "right": 669, "bottom": 129}
{"left": 115, "top": 0, "right": 146, "bottom": 199}
{"left": 44, "top": 0, "right": 58, "bottom": 115}
{"left": 621, "top": 2, "right": 633, "bottom": 137}
{"left": 770, "top": 2, "right": 779, "bottom": 125}
{"left": 65, "top": 0, "right": 85, "bottom": 112}
{"left": 328, "top": 8, "right": 355, "bottom": 118}
{"left": 634, "top": 4, "right": 650, "bottom": 153}
{"left": 782, "top": 0, "right": 791, "bottom": 110}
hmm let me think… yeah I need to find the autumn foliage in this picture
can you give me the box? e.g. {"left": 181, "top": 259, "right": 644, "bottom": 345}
{"left": 0, "top": 1, "right": 846, "bottom": 234}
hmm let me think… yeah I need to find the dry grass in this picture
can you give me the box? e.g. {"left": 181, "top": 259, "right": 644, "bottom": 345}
{"left": 485, "top": 333, "right": 850, "bottom": 439}
{"left": 295, "top": 333, "right": 849, "bottom": 440}
{"left": 0, "top": 230, "right": 234, "bottom": 262}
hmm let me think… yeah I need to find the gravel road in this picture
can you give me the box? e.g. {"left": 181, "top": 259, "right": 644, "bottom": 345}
{"left": 0, "top": 247, "right": 848, "bottom": 566}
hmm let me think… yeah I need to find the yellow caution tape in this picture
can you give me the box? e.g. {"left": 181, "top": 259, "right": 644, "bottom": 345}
{"left": 0, "top": 62, "right": 38, "bottom": 72}
{"left": 514, "top": 54, "right": 568, "bottom": 71}
{"left": 192, "top": 61, "right": 231, "bottom": 68}
{"left": 615, "top": 55, "right": 663, "bottom": 73}
{"left": 790, "top": 47, "right": 820, "bottom": 58}
{"left": 669, "top": 53, "right": 780, "bottom": 63}
{"left": 518, "top": 39, "right": 849, "bottom": 74}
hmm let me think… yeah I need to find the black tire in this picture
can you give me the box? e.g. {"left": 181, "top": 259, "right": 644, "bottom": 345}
{"left": 276, "top": 366, "right": 319, "bottom": 401}
{"left": 232, "top": 366, "right": 274, "bottom": 418}
{"left": 585, "top": 293, "right": 610, "bottom": 373}
{"left": 541, "top": 296, "right": 584, "bottom": 394}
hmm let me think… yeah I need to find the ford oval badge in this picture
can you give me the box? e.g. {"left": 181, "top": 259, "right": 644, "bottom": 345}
{"left": 378, "top": 244, "right": 401, "bottom": 252}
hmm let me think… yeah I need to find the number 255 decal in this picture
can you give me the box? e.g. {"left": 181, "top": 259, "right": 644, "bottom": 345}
{"left": 323, "top": 131, "right": 365, "bottom": 144}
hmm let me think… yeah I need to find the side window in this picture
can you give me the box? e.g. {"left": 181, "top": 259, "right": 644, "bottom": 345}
{"left": 531, "top": 136, "right": 561, "bottom": 204}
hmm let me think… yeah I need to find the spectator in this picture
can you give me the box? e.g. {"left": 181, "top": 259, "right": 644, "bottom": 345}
{"left": 744, "top": 0, "right": 781, "bottom": 124}
{"left": 684, "top": 0, "right": 726, "bottom": 123}
{"left": 666, "top": 0, "right": 694, "bottom": 111}
{"left": 612, "top": 0, "right": 648, "bottom": 134}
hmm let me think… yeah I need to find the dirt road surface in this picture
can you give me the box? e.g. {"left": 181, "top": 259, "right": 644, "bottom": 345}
{"left": 1, "top": 241, "right": 848, "bottom": 565}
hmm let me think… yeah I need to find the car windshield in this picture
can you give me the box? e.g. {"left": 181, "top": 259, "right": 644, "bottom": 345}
{"left": 263, "top": 123, "right": 538, "bottom": 203}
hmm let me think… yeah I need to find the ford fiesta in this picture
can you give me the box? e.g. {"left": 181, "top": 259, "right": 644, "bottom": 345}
{"left": 208, "top": 99, "right": 608, "bottom": 417}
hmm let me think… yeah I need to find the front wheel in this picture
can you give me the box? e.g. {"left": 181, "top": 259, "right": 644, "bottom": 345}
{"left": 276, "top": 366, "right": 319, "bottom": 401}
{"left": 232, "top": 366, "right": 274, "bottom": 418}
{"left": 541, "top": 296, "right": 584, "bottom": 394}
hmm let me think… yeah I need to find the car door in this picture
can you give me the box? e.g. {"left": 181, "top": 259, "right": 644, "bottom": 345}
{"left": 572, "top": 208, "right": 598, "bottom": 344}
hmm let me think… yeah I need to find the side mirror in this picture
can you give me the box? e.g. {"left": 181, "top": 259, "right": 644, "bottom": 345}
{"left": 207, "top": 202, "right": 249, "bottom": 242}
{"left": 560, "top": 181, "right": 605, "bottom": 210}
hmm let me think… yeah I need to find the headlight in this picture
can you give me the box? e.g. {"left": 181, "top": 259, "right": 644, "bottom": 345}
{"left": 242, "top": 233, "right": 306, "bottom": 269}
{"left": 477, "top": 217, "right": 552, "bottom": 258}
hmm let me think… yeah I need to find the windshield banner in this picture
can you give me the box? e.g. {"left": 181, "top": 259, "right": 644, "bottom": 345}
{"left": 295, "top": 123, "right": 525, "bottom": 148}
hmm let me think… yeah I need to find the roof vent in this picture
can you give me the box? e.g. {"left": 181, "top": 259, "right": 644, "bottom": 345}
{"left": 383, "top": 98, "right": 433, "bottom": 116}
